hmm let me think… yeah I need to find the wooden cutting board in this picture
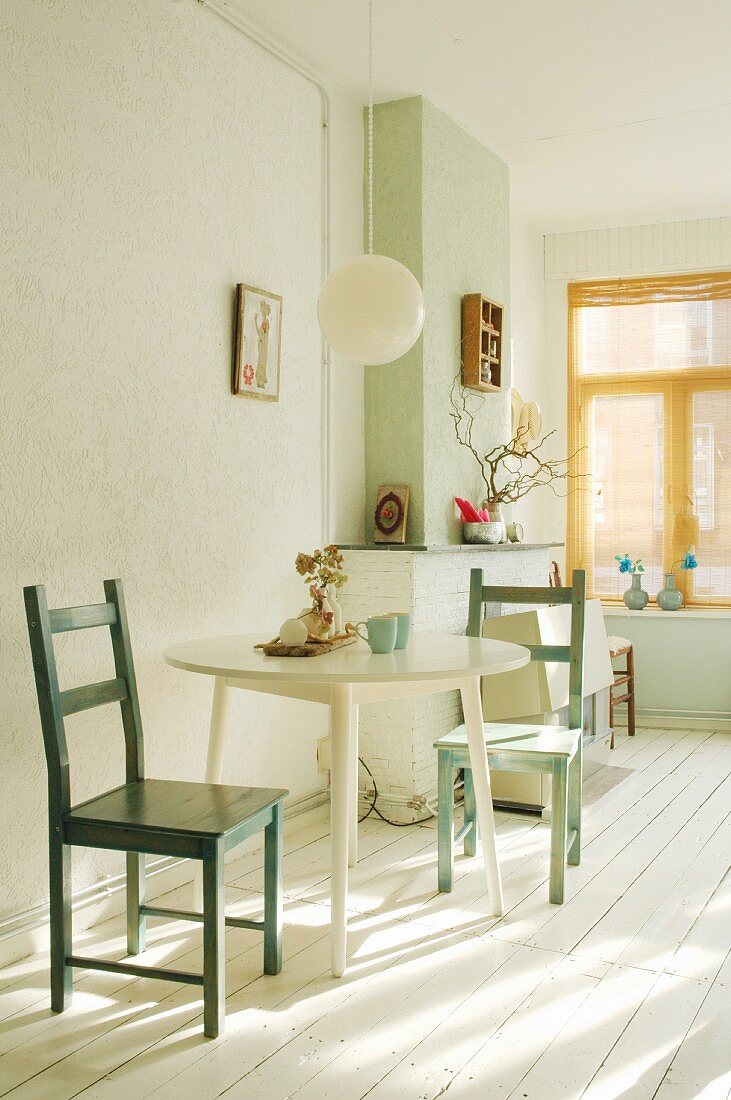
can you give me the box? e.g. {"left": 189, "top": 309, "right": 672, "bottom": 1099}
{"left": 259, "top": 634, "right": 358, "bottom": 658}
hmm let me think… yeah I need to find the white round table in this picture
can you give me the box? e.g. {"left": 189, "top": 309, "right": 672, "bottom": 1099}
{"left": 164, "top": 631, "right": 530, "bottom": 977}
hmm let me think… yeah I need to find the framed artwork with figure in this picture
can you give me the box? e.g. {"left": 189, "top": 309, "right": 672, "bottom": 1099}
{"left": 232, "top": 283, "right": 282, "bottom": 402}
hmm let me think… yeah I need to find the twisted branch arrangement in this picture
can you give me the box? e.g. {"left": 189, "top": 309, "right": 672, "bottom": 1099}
{"left": 449, "top": 376, "right": 586, "bottom": 505}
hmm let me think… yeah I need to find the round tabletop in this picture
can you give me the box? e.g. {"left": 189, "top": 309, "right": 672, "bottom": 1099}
{"left": 163, "top": 631, "right": 530, "bottom": 685}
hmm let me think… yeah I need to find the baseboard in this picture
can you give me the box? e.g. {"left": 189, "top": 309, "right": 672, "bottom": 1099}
{"left": 493, "top": 799, "right": 543, "bottom": 817}
{"left": 0, "top": 787, "right": 329, "bottom": 969}
{"left": 614, "top": 709, "right": 731, "bottom": 731}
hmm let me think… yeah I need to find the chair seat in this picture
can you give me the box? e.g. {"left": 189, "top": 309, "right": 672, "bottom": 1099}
{"left": 435, "top": 722, "right": 581, "bottom": 759}
{"left": 64, "top": 779, "right": 287, "bottom": 838}
{"left": 607, "top": 634, "right": 632, "bottom": 658}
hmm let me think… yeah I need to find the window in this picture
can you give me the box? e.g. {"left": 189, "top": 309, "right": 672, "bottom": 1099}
{"left": 568, "top": 272, "right": 731, "bottom": 606}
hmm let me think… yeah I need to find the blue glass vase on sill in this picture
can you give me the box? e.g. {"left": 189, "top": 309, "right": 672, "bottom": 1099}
{"left": 623, "top": 573, "right": 649, "bottom": 610}
{"left": 657, "top": 572, "right": 683, "bottom": 611}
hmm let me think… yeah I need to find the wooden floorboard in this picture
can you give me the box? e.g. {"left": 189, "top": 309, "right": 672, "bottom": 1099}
{"left": 0, "top": 727, "right": 729, "bottom": 1100}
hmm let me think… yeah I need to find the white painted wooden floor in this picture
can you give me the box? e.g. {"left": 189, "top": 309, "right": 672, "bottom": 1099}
{"left": 1, "top": 726, "right": 729, "bottom": 1100}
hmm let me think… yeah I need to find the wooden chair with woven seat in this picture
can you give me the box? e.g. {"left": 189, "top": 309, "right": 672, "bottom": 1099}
{"left": 24, "top": 579, "right": 287, "bottom": 1039}
{"left": 435, "top": 568, "right": 586, "bottom": 905}
{"left": 607, "top": 635, "right": 636, "bottom": 749}
{"left": 548, "top": 560, "right": 562, "bottom": 588}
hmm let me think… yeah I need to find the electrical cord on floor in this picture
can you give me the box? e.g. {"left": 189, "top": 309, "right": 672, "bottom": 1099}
{"left": 356, "top": 756, "right": 436, "bottom": 827}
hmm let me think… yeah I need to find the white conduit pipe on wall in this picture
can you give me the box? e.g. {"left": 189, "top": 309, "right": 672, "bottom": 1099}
{"left": 195, "top": 0, "right": 334, "bottom": 545}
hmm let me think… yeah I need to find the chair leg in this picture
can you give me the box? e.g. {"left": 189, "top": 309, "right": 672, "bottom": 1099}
{"left": 202, "top": 840, "right": 226, "bottom": 1039}
{"left": 549, "top": 759, "right": 568, "bottom": 904}
{"left": 437, "top": 750, "right": 455, "bottom": 892}
{"left": 126, "top": 852, "right": 146, "bottom": 955}
{"left": 463, "top": 767, "right": 478, "bottom": 858}
{"left": 609, "top": 685, "right": 615, "bottom": 750}
{"left": 263, "top": 801, "right": 283, "bottom": 976}
{"left": 49, "top": 834, "right": 72, "bottom": 1012}
{"left": 567, "top": 738, "right": 582, "bottom": 867}
{"left": 627, "top": 648, "right": 636, "bottom": 737}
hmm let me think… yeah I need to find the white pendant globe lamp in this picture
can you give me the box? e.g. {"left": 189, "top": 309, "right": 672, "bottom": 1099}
{"left": 317, "top": 1, "right": 425, "bottom": 365}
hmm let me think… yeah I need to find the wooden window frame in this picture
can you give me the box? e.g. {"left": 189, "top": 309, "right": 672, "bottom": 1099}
{"left": 567, "top": 275, "right": 731, "bottom": 609}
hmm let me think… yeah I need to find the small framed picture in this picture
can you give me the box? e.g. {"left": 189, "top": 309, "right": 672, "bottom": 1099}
{"left": 373, "top": 484, "right": 410, "bottom": 544}
{"left": 232, "top": 283, "right": 282, "bottom": 402}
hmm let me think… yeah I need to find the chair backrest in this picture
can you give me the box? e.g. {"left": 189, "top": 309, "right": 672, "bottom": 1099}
{"left": 24, "top": 579, "right": 144, "bottom": 823}
{"left": 549, "top": 560, "right": 562, "bottom": 588}
{"left": 467, "top": 568, "right": 586, "bottom": 731}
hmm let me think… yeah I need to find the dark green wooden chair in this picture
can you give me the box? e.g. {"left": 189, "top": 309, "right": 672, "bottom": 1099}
{"left": 24, "top": 579, "right": 287, "bottom": 1039}
{"left": 435, "top": 569, "right": 586, "bottom": 905}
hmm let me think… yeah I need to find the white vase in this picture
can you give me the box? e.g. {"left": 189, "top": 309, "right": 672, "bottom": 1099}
{"left": 280, "top": 618, "right": 309, "bottom": 646}
{"left": 321, "top": 596, "right": 334, "bottom": 638}
{"left": 327, "top": 584, "right": 343, "bottom": 636}
{"left": 299, "top": 607, "right": 330, "bottom": 639}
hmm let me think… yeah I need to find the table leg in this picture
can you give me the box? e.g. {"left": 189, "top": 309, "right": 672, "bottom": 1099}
{"left": 194, "top": 676, "right": 233, "bottom": 910}
{"left": 460, "top": 676, "right": 504, "bottom": 917}
{"left": 330, "top": 683, "right": 352, "bottom": 977}
{"left": 349, "top": 704, "right": 359, "bottom": 868}
{"left": 206, "top": 676, "right": 233, "bottom": 783}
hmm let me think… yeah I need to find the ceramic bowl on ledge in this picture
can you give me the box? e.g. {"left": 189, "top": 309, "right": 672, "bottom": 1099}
{"left": 463, "top": 521, "right": 503, "bottom": 545}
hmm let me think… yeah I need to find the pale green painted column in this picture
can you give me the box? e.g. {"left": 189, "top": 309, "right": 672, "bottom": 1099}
{"left": 364, "top": 97, "right": 511, "bottom": 544}
{"left": 364, "top": 97, "right": 425, "bottom": 542}
{"left": 421, "top": 100, "right": 511, "bottom": 545}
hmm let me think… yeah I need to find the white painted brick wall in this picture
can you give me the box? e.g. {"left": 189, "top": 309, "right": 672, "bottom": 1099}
{"left": 340, "top": 547, "right": 550, "bottom": 821}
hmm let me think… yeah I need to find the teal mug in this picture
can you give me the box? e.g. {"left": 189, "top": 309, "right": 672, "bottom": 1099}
{"left": 385, "top": 611, "right": 411, "bottom": 650}
{"left": 355, "top": 615, "right": 397, "bottom": 654}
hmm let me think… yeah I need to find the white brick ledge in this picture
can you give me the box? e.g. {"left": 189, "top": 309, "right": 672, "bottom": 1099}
{"left": 340, "top": 546, "right": 552, "bottom": 820}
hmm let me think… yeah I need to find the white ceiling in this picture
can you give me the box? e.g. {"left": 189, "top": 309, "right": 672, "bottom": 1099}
{"left": 227, "top": 0, "right": 731, "bottom": 231}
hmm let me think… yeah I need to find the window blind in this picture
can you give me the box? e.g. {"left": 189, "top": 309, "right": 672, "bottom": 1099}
{"left": 567, "top": 271, "right": 731, "bottom": 606}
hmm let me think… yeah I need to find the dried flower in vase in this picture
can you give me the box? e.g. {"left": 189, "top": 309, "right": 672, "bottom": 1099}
{"left": 295, "top": 545, "right": 348, "bottom": 629}
{"left": 449, "top": 375, "right": 587, "bottom": 509}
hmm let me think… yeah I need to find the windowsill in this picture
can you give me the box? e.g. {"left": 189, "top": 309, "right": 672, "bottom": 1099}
{"left": 603, "top": 606, "right": 731, "bottom": 620}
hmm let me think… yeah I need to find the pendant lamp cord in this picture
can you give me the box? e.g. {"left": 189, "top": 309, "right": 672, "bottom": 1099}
{"left": 368, "top": 0, "right": 374, "bottom": 256}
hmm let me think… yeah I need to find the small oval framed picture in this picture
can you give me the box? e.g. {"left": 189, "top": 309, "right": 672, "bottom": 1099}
{"left": 373, "top": 484, "right": 410, "bottom": 544}
{"left": 232, "top": 283, "right": 282, "bottom": 402}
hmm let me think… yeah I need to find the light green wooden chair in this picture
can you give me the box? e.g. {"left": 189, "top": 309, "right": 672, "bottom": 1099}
{"left": 25, "top": 579, "right": 287, "bottom": 1038}
{"left": 435, "top": 569, "right": 586, "bottom": 905}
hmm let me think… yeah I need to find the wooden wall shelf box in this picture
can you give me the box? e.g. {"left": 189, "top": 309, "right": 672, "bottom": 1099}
{"left": 461, "top": 293, "right": 503, "bottom": 392}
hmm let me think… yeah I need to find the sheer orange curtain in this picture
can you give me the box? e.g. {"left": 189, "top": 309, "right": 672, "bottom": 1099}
{"left": 567, "top": 271, "right": 731, "bottom": 606}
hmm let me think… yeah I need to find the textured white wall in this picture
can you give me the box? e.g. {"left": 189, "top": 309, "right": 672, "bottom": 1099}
{"left": 509, "top": 218, "right": 549, "bottom": 543}
{"left": 0, "top": 0, "right": 363, "bottom": 920}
